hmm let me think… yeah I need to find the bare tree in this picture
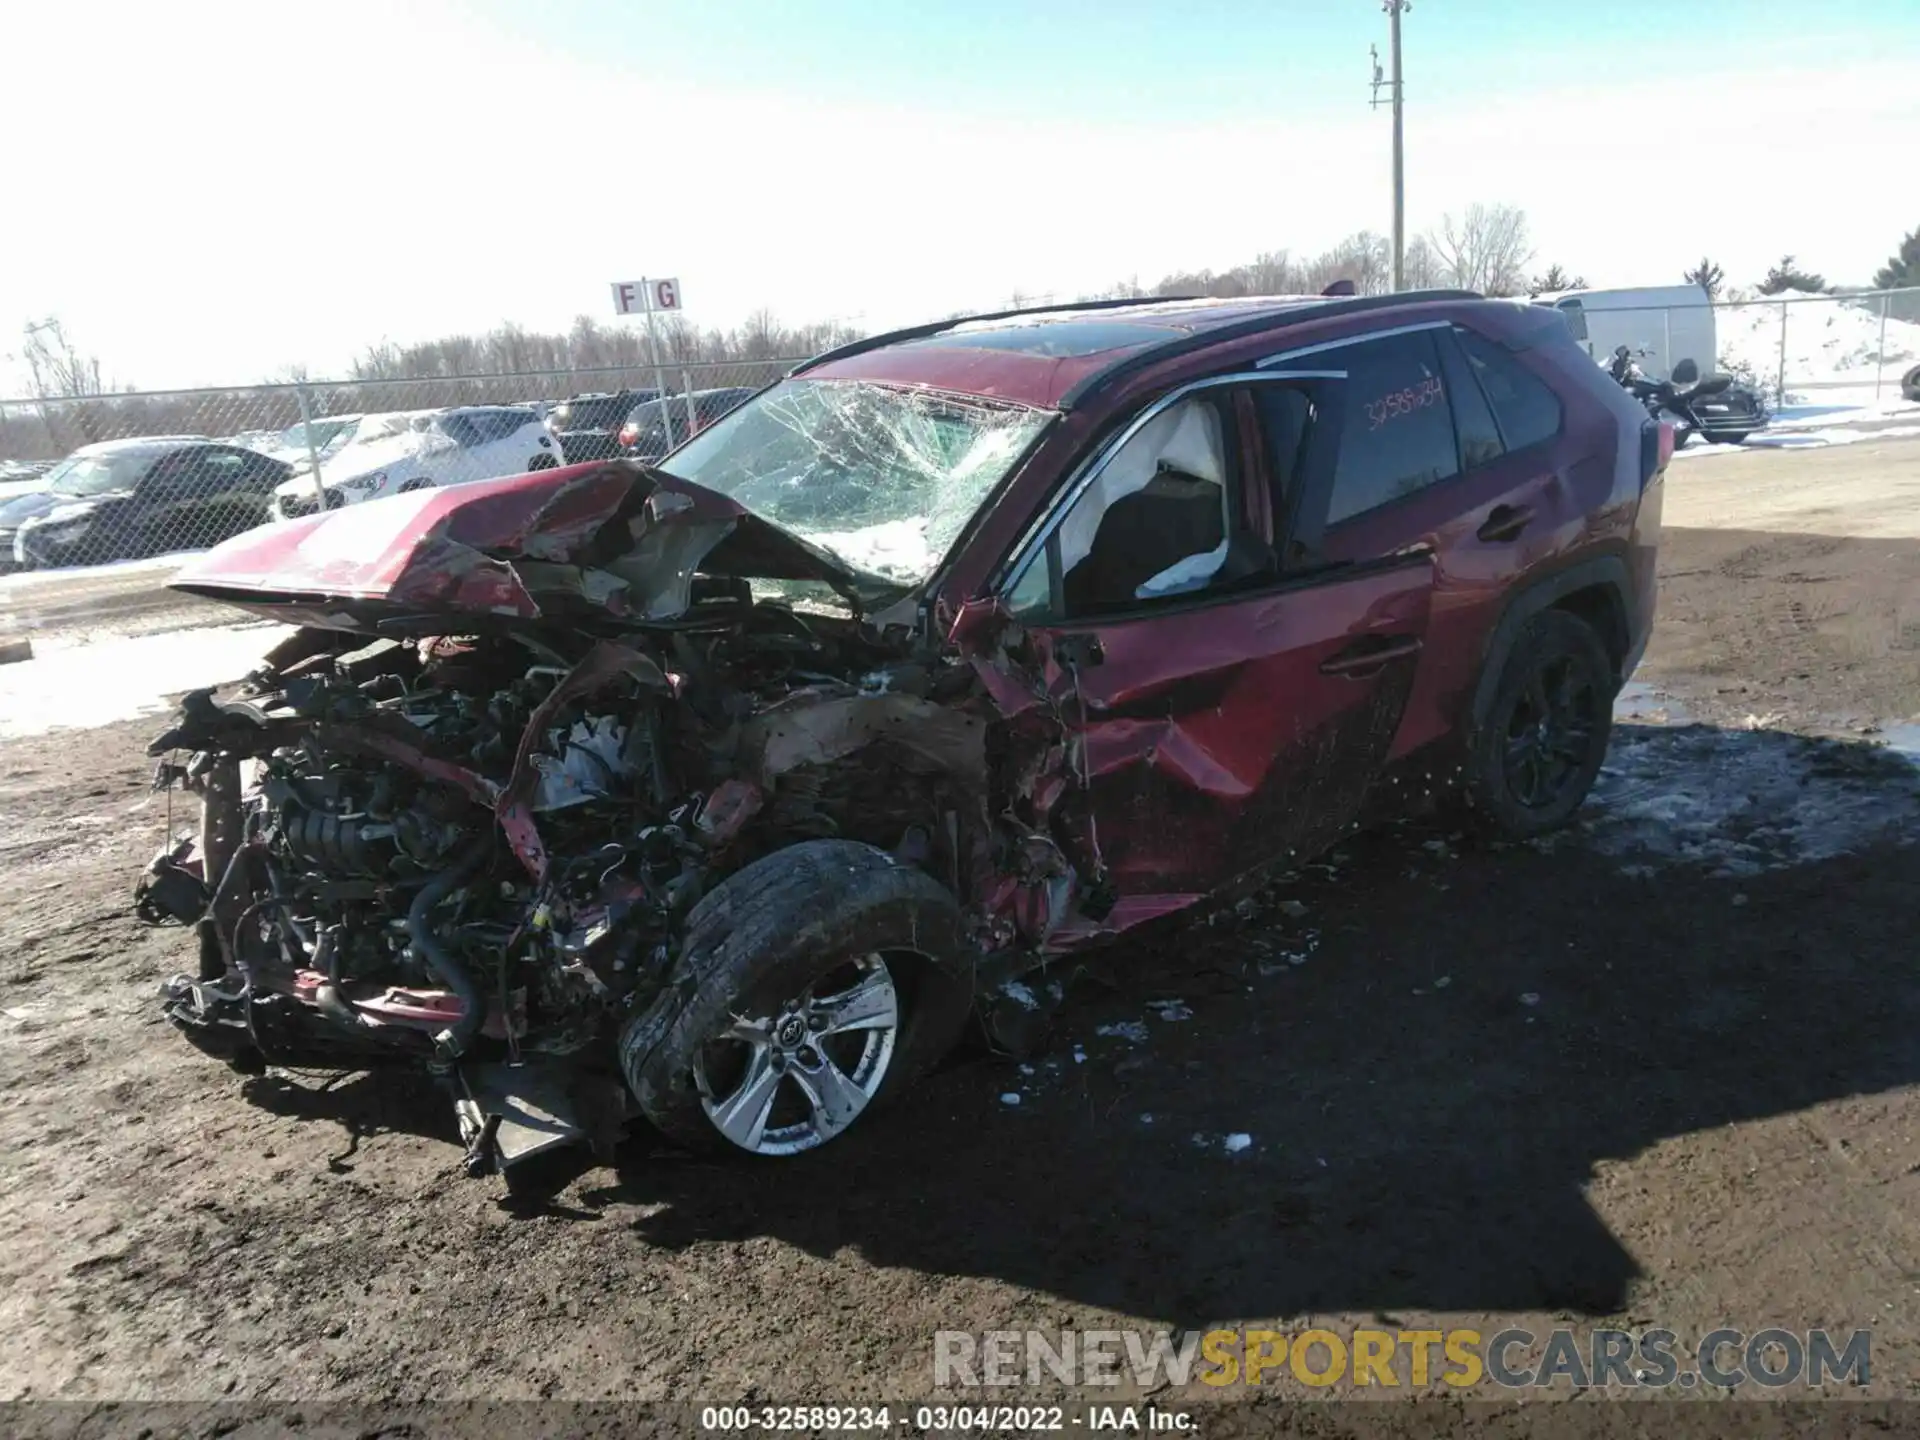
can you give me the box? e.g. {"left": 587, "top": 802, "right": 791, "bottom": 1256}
{"left": 1429, "top": 203, "right": 1534, "bottom": 296}
{"left": 1402, "top": 235, "right": 1443, "bottom": 290}
{"left": 1240, "top": 250, "right": 1300, "bottom": 295}
{"left": 20, "top": 319, "right": 107, "bottom": 399}
{"left": 1300, "top": 232, "right": 1391, "bottom": 296}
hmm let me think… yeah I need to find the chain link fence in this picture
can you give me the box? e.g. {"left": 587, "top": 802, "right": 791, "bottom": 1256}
{"left": 0, "top": 358, "right": 800, "bottom": 575}
{"left": 1545, "top": 287, "right": 1920, "bottom": 409}
{"left": 4, "top": 287, "right": 1920, "bottom": 580}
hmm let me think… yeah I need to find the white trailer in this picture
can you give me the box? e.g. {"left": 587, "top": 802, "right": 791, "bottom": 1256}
{"left": 1533, "top": 285, "right": 1717, "bottom": 383}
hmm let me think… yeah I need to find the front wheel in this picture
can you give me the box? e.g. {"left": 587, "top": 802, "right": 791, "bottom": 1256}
{"left": 527, "top": 453, "right": 558, "bottom": 470}
{"left": 620, "top": 840, "right": 972, "bottom": 1158}
{"left": 1463, "top": 609, "right": 1614, "bottom": 840}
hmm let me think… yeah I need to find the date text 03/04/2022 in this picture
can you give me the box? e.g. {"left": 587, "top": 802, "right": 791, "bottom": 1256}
{"left": 698, "top": 1404, "right": 1195, "bottom": 1432}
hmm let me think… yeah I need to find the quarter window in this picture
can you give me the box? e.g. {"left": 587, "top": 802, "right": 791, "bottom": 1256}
{"left": 1455, "top": 327, "right": 1563, "bottom": 452}
{"left": 1436, "top": 331, "right": 1505, "bottom": 470}
{"left": 1325, "top": 332, "right": 1460, "bottom": 525}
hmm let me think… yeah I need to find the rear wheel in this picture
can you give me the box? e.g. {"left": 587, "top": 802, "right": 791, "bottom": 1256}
{"left": 1463, "top": 610, "right": 1614, "bottom": 839}
{"left": 527, "top": 454, "right": 558, "bottom": 470}
{"left": 620, "top": 840, "right": 972, "bottom": 1157}
{"left": 396, "top": 477, "right": 436, "bottom": 493}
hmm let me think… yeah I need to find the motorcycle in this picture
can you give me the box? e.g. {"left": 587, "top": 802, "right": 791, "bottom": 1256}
{"left": 1606, "top": 345, "right": 1768, "bottom": 448}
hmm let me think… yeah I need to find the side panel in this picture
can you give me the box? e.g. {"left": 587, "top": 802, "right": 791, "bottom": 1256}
{"left": 1315, "top": 338, "right": 1627, "bottom": 760}
{"left": 1026, "top": 557, "right": 1433, "bottom": 899}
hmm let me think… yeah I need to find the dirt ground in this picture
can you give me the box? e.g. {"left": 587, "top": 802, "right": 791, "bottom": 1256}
{"left": 6, "top": 437, "right": 1920, "bottom": 1411}
{"left": 1643, "top": 433, "right": 1920, "bottom": 728}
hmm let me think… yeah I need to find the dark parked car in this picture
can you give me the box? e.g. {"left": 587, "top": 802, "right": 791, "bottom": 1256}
{"left": 145, "top": 291, "right": 1667, "bottom": 1177}
{"left": 1, "top": 437, "right": 291, "bottom": 572}
{"left": 546, "top": 389, "right": 660, "bottom": 462}
{"left": 617, "top": 387, "right": 758, "bottom": 460}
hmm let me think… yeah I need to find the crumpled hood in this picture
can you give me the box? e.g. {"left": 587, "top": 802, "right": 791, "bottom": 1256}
{"left": 173, "top": 460, "right": 891, "bottom": 633}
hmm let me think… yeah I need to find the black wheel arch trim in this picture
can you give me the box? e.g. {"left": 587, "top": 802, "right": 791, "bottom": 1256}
{"left": 1468, "top": 553, "right": 1633, "bottom": 734}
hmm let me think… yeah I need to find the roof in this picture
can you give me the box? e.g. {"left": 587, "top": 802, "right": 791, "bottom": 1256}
{"left": 796, "top": 292, "right": 1476, "bottom": 409}
{"left": 75, "top": 434, "right": 211, "bottom": 455}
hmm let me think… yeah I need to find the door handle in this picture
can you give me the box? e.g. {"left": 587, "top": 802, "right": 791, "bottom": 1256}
{"left": 1319, "top": 634, "right": 1423, "bottom": 677}
{"left": 1477, "top": 504, "right": 1533, "bottom": 543}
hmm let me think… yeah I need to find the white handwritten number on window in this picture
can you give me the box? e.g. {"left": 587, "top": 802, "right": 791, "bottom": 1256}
{"left": 1365, "top": 376, "right": 1444, "bottom": 431}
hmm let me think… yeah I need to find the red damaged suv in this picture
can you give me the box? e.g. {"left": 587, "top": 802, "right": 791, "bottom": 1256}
{"left": 145, "top": 290, "right": 1666, "bottom": 1175}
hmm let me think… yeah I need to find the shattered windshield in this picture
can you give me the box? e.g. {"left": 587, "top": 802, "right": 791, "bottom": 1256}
{"left": 659, "top": 379, "right": 1053, "bottom": 585}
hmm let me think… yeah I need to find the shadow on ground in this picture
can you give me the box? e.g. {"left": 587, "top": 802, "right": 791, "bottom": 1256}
{"left": 253, "top": 724, "right": 1920, "bottom": 1329}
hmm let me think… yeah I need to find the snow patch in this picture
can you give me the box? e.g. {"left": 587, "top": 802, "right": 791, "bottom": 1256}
{"left": 0, "top": 623, "right": 290, "bottom": 739}
{"left": 1191, "top": 1131, "right": 1255, "bottom": 1155}
{"left": 1717, "top": 291, "right": 1920, "bottom": 404}
{"left": 1584, "top": 723, "right": 1920, "bottom": 875}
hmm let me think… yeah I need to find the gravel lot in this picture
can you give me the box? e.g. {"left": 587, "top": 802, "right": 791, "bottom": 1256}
{"left": 5, "top": 436, "right": 1920, "bottom": 1410}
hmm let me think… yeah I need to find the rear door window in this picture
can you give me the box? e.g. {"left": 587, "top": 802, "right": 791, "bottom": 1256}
{"left": 1454, "top": 327, "right": 1564, "bottom": 453}
{"left": 1435, "top": 329, "right": 1505, "bottom": 470}
{"left": 1324, "top": 331, "right": 1460, "bottom": 525}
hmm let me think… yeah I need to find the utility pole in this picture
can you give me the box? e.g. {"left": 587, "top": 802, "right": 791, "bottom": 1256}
{"left": 1371, "top": 2, "right": 1411, "bottom": 291}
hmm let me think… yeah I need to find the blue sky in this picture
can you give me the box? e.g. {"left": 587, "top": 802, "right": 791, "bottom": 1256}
{"left": 4, "top": 0, "right": 1917, "bottom": 391}
{"left": 474, "top": 0, "right": 1911, "bottom": 120}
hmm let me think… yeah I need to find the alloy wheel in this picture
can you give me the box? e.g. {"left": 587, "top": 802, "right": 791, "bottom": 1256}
{"left": 692, "top": 954, "right": 901, "bottom": 1156}
{"left": 1501, "top": 656, "right": 1600, "bottom": 810}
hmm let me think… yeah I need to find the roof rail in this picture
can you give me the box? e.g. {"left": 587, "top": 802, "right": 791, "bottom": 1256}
{"left": 789, "top": 295, "right": 1204, "bottom": 377}
{"left": 1057, "top": 288, "right": 1482, "bottom": 409}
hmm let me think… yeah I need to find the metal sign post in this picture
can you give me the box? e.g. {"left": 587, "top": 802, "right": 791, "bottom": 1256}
{"left": 613, "top": 278, "right": 685, "bottom": 452}
{"left": 293, "top": 381, "right": 327, "bottom": 508}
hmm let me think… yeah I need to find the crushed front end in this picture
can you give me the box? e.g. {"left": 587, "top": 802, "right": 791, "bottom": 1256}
{"left": 134, "top": 460, "right": 1101, "bottom": 1177}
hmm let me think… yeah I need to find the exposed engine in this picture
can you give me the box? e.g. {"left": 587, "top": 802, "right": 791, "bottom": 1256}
{"left": 140, "top": 595, "right": 991, "bottom": 1174}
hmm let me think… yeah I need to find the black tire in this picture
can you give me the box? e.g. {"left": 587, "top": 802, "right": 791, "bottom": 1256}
{"left": 619, "top": 839, "right": 973, "bottom": 1157}
{"left": 396, "top": 477, "right": 436, "bottom": 493}
{"left": 527, "top": 454, "right": 558, "bottom": 470}
{"left": 1463, "top": 609, "right": 1614, "bottom": 840}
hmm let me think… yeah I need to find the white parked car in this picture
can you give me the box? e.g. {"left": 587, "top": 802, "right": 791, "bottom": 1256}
{"left": 262, "top": 413, "right": 370, "bottom": 472}
{"left": 272, "top": 406, "right": 563, "bottom": 519}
